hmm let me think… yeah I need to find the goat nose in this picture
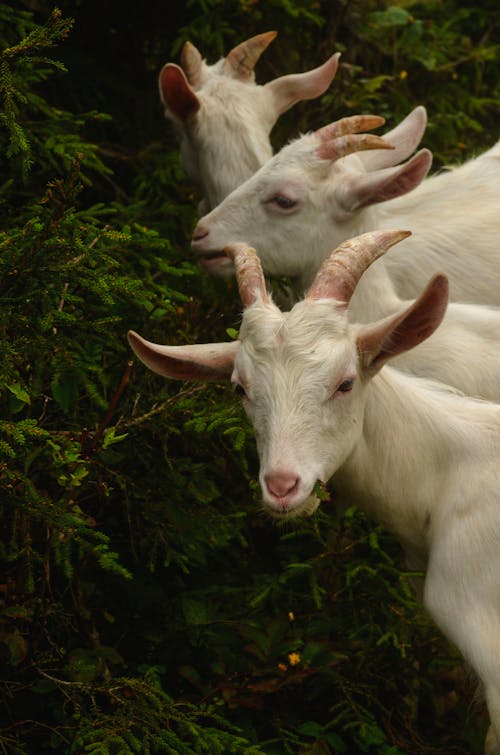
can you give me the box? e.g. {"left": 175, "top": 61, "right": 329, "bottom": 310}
{"left": 265, "top": 471, "right": 300, "bottom": 499}
{"left": 192, "top": 224, "right": 209, "bottom": 242}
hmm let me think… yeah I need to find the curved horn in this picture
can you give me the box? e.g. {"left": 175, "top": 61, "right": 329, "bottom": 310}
{"left": 306, "top": 230, "right": 411, "bottom": 307}
{"left": 180, "top": 41, "right": 204, "bottom": 88}
{"left": 225, "top": 31, "right": 277, "bottom": 80}
{"left": 315, "top": 114, "right": 386, "bottom": 142}
{"left": 316, "top": 132, "right": 394, "bottom": 162}
{"left": 224, "top": 243, "right": 269, "bottom": 307}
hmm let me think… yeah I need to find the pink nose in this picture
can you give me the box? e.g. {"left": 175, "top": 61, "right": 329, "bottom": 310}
{"left": 265, "top": 471, "right": 300, "bottom": 500}
{"left": 192, "top": 224, "right": 209, "bottom": 242}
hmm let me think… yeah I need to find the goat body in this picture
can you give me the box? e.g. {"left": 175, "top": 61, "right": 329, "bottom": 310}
{"left": 128, "top": 233, "right": 500, "bottom": 753}
{"left": 380, "top": 140, "right": 500, "bottom": 303}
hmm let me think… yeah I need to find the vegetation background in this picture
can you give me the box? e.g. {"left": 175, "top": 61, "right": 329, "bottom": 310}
{"left": 1, "top": 0, "right": 499, "bottom": 752}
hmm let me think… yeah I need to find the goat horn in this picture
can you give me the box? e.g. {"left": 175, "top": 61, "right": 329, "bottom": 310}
{"left": 224, "top": 243, "right": 269, "bottom": 307}
{"left": 316, "top": 133, "right": 394, "bottom": 162}
{"left": 180, "top": 41, "right": 204, "bottom": 88}
{"left": 307, "top": 230, "right": 411, "bottom": 306}
{"left": 315, "top": 115, "right": 386, "bottom": 142}
{"left": 226, "top": 31, "right": 278, "bottom": 80}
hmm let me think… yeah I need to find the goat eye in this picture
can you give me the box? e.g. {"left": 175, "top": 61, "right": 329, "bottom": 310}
{"left": 233, "top": 383, "right": 247, "bottom": 398}
{"left": 269, "top": 194, "right": 297, "bottom": 211}
{"left": 336, "top": 378, "right": 355, "bottom": 394}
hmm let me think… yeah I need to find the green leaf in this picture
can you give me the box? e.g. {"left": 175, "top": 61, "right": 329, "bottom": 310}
{"left": 7, "top": 382, "right": 30, "bottom": 405}
{"left": 102, "top": 427, "right": 128, "bottom": 449}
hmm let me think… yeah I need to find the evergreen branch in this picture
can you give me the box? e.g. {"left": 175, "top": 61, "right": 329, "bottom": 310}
{"left": 1, "top": 9, "right": 73, "bottom": 62}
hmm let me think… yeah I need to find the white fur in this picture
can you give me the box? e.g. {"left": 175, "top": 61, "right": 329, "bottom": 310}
{"left": 169, "top": 72, "right": 275, "bottom": 211}
{"left": 161, "top": 39, "right": 339, "bottom": 211}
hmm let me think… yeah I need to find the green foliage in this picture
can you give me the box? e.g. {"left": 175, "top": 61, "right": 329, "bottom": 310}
{"left": 0, "top": 2, "right": 497, "bottom": 754}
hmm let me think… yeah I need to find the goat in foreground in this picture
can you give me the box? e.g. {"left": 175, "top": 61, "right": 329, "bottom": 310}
{"left": 160, "top": 31, "right": 339, "bottom": 210}
{"left": 129, "top": 231, "right": 500, "bottom": 753}
{"left": 192, "top": 106, "right": 500, "bottom": 305}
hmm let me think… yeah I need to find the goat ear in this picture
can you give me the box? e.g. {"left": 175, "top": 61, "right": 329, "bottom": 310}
{"left": 159, "top": 63, "right": 200, "bottom": 122}
{"left": 339, "top": 149, "right": 432, "bottom": 211}
{"left": 359, "top": 106, "right": 427, "bottom": 171}
{"left": 357, "top": 275, "right": 449, "bottom": 377}
{"left": 128, "top": 331, "right": 238, "bottom": 382}
{"left": 265, "top": 52, "right": 340, "bottom": 117}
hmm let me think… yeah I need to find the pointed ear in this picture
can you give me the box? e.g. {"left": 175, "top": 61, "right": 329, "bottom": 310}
{"left": 158, "top": 63, "right": 200, "bottom": 121}
{"left": 357, "top": 275, "right": 449, "bottom": 377}
{"left": 128, "top": 331, "right": 238, "bottom": 382}
{"left": 264, "top": 52, "right": 340, "bottom": 116}
{"left": 359, "top": 106, "right": 427, "bottom": 171}
{"left": 339, "top": 149, "right": 432, "bottom": 211}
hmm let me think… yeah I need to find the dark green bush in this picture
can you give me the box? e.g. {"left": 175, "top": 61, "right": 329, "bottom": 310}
{"left": 1, "top": 2, "right": 498, "bottom": 753}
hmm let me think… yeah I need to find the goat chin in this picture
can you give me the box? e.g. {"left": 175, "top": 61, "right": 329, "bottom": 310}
{"left": 198, "top": 255, "right": 235, "bottom": 277}
{"left": 264, "top": 494, "right": 321, "bottom": 521}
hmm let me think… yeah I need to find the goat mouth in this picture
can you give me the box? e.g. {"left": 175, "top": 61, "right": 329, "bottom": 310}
{"left": 197, "top": 251, "right": 234, "bottom": 273}
{"left": 266, "top": 493, "right": 321, "bottom": 520}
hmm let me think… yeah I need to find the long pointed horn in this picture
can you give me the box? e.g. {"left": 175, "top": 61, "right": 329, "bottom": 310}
{"left": 180, "top": 41, "right": 204, "bottom": 88}
{"left": 316, "top": 133, "right": 394, "bottom": 162}
{"left": 307, "top": 230, "right": 411, "bottom": 307}
{"left": 224, "top": 243, "right": 269, "bottom": 307}
{"left": 315, "top": 114, "right": 386, "bottom": 142}
{"left": 315, "top": 114, "right": 395, "bottom": 161}
{"left": 225, "top": 31, "right": 277, "bottom": 80}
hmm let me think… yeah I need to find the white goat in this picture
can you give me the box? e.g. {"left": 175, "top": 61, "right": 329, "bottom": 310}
{"left": 159, "top": 31, "right": 339, "bottom": 210}
{"left": 190, "top": 112, "right": 500, "bottom": 401}
{"left": 191, "top": 106, "right": 500, "bottom": 303}
{"left": 128, "top": 232, "right": 500, "bottom": 754}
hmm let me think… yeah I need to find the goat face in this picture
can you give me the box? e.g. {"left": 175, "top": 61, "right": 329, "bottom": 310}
{"left": 160, "top": 34, "right": 339, "bottom": 211}
{"left": 192, "top": 109, "right": 430, "bottom": 291}
{"left": 191, "top": 134, "right": 349, "bottom": 282}
{"left": 233, "top": 299, "right": 366, "bottom": 518}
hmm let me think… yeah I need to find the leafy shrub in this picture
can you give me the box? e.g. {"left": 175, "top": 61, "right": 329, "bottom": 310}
{"left": 0, "top": 2, "right": 498, "bottom": 753}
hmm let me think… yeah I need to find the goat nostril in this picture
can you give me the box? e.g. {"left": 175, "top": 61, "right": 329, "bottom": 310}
{"left": 192, "top": 225, "right": 209, "bottom": 242}
{"left": 265, "top": 472, "right": 300, "bottom": 500}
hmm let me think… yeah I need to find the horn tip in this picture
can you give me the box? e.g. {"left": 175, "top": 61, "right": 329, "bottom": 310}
{"left": 127, "top": 330, "right": 141, "bottom": 345}
{"left": 379, "top": 228, "right": 412, "bottom": 246}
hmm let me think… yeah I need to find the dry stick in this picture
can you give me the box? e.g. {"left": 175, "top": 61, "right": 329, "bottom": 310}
{"left": 90, "top": 360, "right": 134, "bottom": 449}
{"left": 118, "top": 383, "right": 206, "bottom": 429}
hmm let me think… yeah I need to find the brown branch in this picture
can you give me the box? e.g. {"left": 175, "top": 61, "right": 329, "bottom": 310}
{"left": 92, "top": 360, "right": 134, "bottom": 447}
{"left": 116, "top": 383, "right": 206, "bottom": 429}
